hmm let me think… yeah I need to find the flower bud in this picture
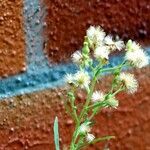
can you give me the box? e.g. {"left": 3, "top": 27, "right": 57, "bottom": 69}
{"left": 82, "top": 42, "right": 90, "bottom": 55}
{"left": 106, "top": 95, "right": 119, "bottom": 108}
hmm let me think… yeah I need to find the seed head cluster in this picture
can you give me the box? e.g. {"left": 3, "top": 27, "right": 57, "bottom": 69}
{"left": 63, "top": 26, "right": 149, "bottom": 147}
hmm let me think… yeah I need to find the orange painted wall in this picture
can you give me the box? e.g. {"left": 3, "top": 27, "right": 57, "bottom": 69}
{"left": 0, "top": 0, "right": 25, "bottom": 77}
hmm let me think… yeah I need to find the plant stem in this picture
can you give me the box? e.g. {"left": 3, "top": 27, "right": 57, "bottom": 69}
{"left": 70, "top": 122, "right": 80, "bottom": 150}
{"left": 70, "top": 97, "right": 79, "bottom": 124}
{"left": 70, "top": 65, "right": 102, "bottom": 149}
{"left": 79, "top": 75, "right": 97, "bottom": 121}
{"left": 77, "top": 136, "right": 115, "bottom": 149}
{"left": 69, "top": 61, "right": 127, "bottom": 149}
{"left": 101, "top": 61, "right": 127, "bottom": 73}
{"left": 112, "top": 87, "right": 124, "bottom": 96}
{"left": 88, "top": 101, "right": 107, "bottom": 110}
{"left": 69, "top": 88, "right": 79, "bottom": 124}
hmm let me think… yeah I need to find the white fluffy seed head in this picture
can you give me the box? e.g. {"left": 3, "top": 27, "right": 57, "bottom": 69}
{"left": 72, "top": 51, "right": 83, "bottom": 64}
{"left": 86, "top": 26, "right": 106, "bottom": 48}
{"left": 92, "top": 91, "right": 105, "bottom": 103}
{"left": 86, "top": 26, "right": 95, "bottom": 38}
{"left": 115, "top": 40, "right": 125, "bottom": 51}
{"left": 104, "top": 35, "right": 124, "bottom": 51}
{"left": 74, "top": 71, "right": 90, "bottom": 89}
{"left": 104, "top": 35, "right": 114, "bottom": 45}
{"left": 94, "top": 46, "right": 110, "bottom": 60}
{"left": 119, "top": 73, "right": 138, "bottom": 94}
{"left": 86, "top": 133, "right": 95, "bottom": 143}
{"left": 125, "top": 49, "right": 149, "bottom": 68}
{"left": 65, "top": 74, "right": 74, "bottom": 84}
{"left": 126, "top": 40, "right": 141, "bottom": 51}
{"left": 79, "top": 123, "right": 91, "bottom": 134}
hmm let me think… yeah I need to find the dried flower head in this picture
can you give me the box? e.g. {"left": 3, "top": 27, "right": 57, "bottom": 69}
{"left": 74, "top": 71, "right": 90, "bottom": 89}
{"left": 79, "top": 122, "right": 91, "bottom": 134}
{"left": 86, "top": 26, "right": 106, "bottom": 48}
{"left": 61, "top": 26, "right": 147, "bottom": 150}
{"left": 86, "top": 133, "right": 95, "bottom": 143}
{"left": 126, "top": 40, "right": 141, "bottom": 51}
{"left": 115, "top": 40, "right": 125, "bottom": 51}
{"left": 72, "top": 51, "right": 83, "bottom": 64}
{"left": 104, "top": 35, "right": 124, "bottom": 51}
{"left": 119, "top": 73, "right": 138, "bottom": 94}
{"left": 125, "top": 48, "right": 149, "bottom": 68}
{"left": 94, "top": 46, "right": 110, "bottom": 60}
{"left": 92, "top": 91, "right": 105, "bottom": 103}
{"left": 65, "top": 74, "right": 74, "bottom": 84}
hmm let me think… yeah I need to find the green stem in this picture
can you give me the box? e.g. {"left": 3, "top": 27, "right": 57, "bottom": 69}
{"left": 70, "top": 122, "right": 80, "bottom": 150}
{"left": 69, "top": 60, "right": 127, "bottom": 149}
{"left": 89, "top": 111, "right": 96, "bottom": 120}
{"left": 70, "top": 64, "right": 102, "bottom": 149}
{"left": 91, "top": 136, "right": 115, "bottom": 144}
{"left": 79, "top": 63, "right": 103, "bottom": 121}
{"left": 101, "top": 61, "right": 127, "bottom": 73}
{"left": 77, "top": 136, "right": 115, "bottom": 149}
{"left": 70, "top": 100, "right": 79, "bottom": 124}
{"left": 88, "top": 101, "right": 107, "bottom": 110}
{"left": 108, "top": 61, "right": 127, "bottom": 94}
{"left": 79, "top": 77, "right": 97, "bottom": 120}
{"left": 112, "top": 87, "right": 125, "bottom": 96}
{"left": 69, "top": 88, "right": 79, "bottom": 124}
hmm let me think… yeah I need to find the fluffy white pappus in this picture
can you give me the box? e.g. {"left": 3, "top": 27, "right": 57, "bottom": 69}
{"left": 92, "top": 91, "right": 105, "bottom": 103}
{"left": 86, "top": 133, "right": 95, "bottom": 143}
{"left": 86, "top": 26, "right": 106, "bottom": 48}
{"left": 104, "top": 35, "right": 114, "bottom": 45}
{"left": 115, "top": 40, "right": 125, "bottom": 51}
{"left": 74, "top": 71, "right": 90, "bottom": 89}
{"left": 79, "top": 123, "right": 91, "bottom": 134}
{"left": 104, "top": 35, "right": 125, "bottom": 51}
{"left": 86, "top": 26, "right": 96, "bottom": 39}
{"left": 126, "top": 40, "right": 141, "bottom": 51}
{"left": 72, "top": 51, "right": 83, "bottom": 64}
{"left": 119, "top": 73, "right": 138, "bottom": 94}
{"left": 125, "top": 49, "right": 149, "bottom": 68}
{"left": 65, "top": 73, "right": 74, "bottom": 84}
{"left": 94, "top": 46, "right": 110, "bottom": 60}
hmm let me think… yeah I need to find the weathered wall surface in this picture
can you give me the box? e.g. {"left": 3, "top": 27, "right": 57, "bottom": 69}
{"left": 0, "top": 0, "right": 25, "bottom": 77}
{"left": 44, "top": 0, "right": 150, "bottom": 63}
{"left": 0, "top": 0, "right": 149, "bottom": 149}
{"left": 0, "top": 67, "right": 149, "bottom": 149}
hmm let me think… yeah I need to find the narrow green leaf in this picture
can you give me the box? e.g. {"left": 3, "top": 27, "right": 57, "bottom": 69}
{"left": 53, "top": 117, "right": 60, "bottom": 150}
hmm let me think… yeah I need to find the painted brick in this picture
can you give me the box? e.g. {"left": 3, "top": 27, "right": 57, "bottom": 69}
{"left": 0, "top": 0, "right": 26, "bottom": 77}
{"left": 43, "top": 0, "right": 150, "bottom": 63}
{"left": 0, "top": 66, "right": 149, "bottom": 149}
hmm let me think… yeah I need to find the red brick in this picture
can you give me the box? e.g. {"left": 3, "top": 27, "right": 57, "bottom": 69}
{"left": 0, "top": 0, "right": 26, "bottom": 77}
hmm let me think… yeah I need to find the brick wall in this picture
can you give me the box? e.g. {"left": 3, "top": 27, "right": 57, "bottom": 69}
{"left": 0, "top": 0, "right": 149, "bottom": 149}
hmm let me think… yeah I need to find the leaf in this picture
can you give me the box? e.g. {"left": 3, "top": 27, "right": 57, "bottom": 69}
{"left": 53, "top": 117, "right": 60, "bottom": 150}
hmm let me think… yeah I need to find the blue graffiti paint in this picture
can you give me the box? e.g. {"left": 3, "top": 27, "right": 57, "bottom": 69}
{"left": 0, "top": 0, "right": 77, "bottom": 99}
{"left": 0, "top": 0, "right": 149, "bottom": 99}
